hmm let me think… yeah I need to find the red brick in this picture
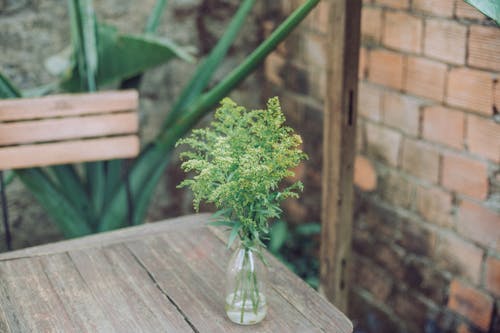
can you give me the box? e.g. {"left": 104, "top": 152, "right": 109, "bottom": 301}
{"left": 442, "top": 153, "right": 488, "bottom": 199}
{"left": 447, "top": 279, "right": 493, "bottom": 331}
{"left": 359, "top": 47, "right": 367, "bottom": 79}
{"left": 358, "top": 82, "right": 382, "bottom": 121}
{"left": 391, "top": 291, "right": 429, "bottom": 330}
{"left": 399, "top": 219, "right": 436, "bottom": 256}
{"left": 468, "top": 25, "right": 500, "bottom": 72}
{"left": 375, "top": 0, "right": 409, "bottom": 9}
{"left": 381, "top": 170, "right": 417, "bottom": 210}
{"left": 467, "top": 115, "right": 500, "bottom": 162}
{"left": 416, "top": 185, "right": 453, "bottom": 227}
{"left": 361, "top": 7, "right": 382, "bottom": 43}
{"left": 455, "top": 0, "right": 487, "bottom": 20}
{"left": 368, "top": 49, "right": 404, "bottom": 90}
{"left": 366, "top": 122, "right": 402, "bottom": 166}
{"left": 496, "top": 79, "right": 500, "bottom": 113}
{"left": 457, "top": 200, "right": 500, "bottom": 249}
{"left": 383, "top": 11, "right": 422, "bottom": 53}
{"left": 446, "top": 67, "right": 494, "bottom": 115}
{"left": 457, "top": 323, "right": 473, "bottom": 333}
{"left": 353, "top": 258, "right": 392, "bottom": 301}
{"left": 435, "top": 232, "right": 483, "bottom": 283}
{"left": 382, "top": 91, "right": 421, "bottom": 136}
{"left": 405, "top": 56, "right": 447, "bottom": 101}
{"left": 423, "top": 106, "right": 465, "bottom": 149}
{"left": 354, "top": 155, "right": 377, "bottom": 191}
{"left": 424, "top": 19, "right": 467, "bottom": 65}
{"left": 485, "top": 256, "right": 500, "bottom": 297}
{"left": 401, "top": 139, "right": 440, "bottom": 183}
{"left": 412, "top": 0, "right": 454, "bottom": 17}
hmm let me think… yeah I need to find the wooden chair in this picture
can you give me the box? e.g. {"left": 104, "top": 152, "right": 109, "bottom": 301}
{"left": 0, "top": 90, "right": 140, "bottom": 250}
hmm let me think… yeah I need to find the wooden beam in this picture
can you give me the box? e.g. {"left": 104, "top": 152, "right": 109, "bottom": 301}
{"left": 0, "top": 90, "right": 138, "bottom": 121}
{"left": 320, "top": 0, "right": 361, "bottom": 312}
{"left": 0, "top": 136, "right": 140, "bottom": 170}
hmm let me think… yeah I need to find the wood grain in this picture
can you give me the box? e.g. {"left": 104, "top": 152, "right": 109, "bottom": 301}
{"left": 320, "top": 0, "right": 361, "bottom": 312}
{"left": 163, "top": 228, "right": 321, "bottom": 333}
{"left": 208, "top": 225, "right": 353, "bottom": 333}
{"left": 0, "top": 90, "right": 138, "bottom": 121}
{"left": 0, "top": 136, "right": 139, "bottom": 170}
{"left": 0, "top": 112, "right": 138, "bottom": 146}
{"left": 0, "top": 214, "right": 208, "bottom": 261}
{"left": 0, "top": 216, "right": 353, "bottom": 332}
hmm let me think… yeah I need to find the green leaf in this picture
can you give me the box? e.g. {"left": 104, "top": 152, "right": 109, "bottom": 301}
{"left": 208, "top": 220, "right": 236, "bottom": 228}
{"left": 51, "top": 165, "right": 91, "bottom": 224}
{"left": 0, "top": 73, "right": 21, "bottom": 98}
{"left": 295, "top": 222, "right": 321, "bottom": 236}
{"left": 85, "top": 161, "right": 105, "bottom": 222}
{"left": 162, "top": 0, "right": 256, "bottom": 129}
{"left": 465, "top": 0, "right": 500, "bottom": 24}
{"left": 157, "top": 0, "right": 320, "bottom": 147}
{"left": 68, "top": 0, "right": 98, "bottom": 91}
{"left": 16, "top": 169, "right": 92, "bottom": 237}
{"left": 61, "top": 24, "right": 193, "bottom": 91}
{"left": 145, "top": 0, "right": 168, "bottom": 33}
{"left": 227, "top": 221, "right": 242, "bottom": 248}
{"left": 98, "top": 144, "right": 168, "bottom": 231}
{"left": 211, "top": 207, "right": 233, "bottom": 220}
{"left": 269, "top": 221, "right": 288, "bottom": 253}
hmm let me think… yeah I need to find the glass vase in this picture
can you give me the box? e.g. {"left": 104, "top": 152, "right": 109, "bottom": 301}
{"left": 225, "top": 245, "right": 268, "bottom": 325}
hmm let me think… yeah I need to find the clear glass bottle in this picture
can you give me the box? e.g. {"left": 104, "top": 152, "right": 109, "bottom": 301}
{"left": 225, "top": 245, "right": 268, "bottom": 325}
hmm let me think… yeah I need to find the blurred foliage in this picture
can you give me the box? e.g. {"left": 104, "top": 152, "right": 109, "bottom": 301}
{"left": 267, "top": 220, "right": 321, "bottom": 289}
{"left": 465, "top": 0, "right": 500, "bottom": 24}
{"left": 0, "top": 0, "right": 320, "bottom": 238}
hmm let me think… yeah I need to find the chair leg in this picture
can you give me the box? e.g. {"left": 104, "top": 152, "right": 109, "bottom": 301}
{"left": 0, "top": 171, "right": 12, "bottom": 251}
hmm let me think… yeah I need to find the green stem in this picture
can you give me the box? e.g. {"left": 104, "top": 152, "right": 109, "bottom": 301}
{"left": 156, "top": 0, "right": 320, "bottom": 148}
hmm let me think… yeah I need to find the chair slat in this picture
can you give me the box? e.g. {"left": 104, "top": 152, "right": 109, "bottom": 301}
{"left": 0, "top": 90, "right": 138, "bottom": 121}
{"left": 0, "top": 136, "right": 140, "bottom": 170}
{"left": 0, "top": 113, "right": 138, "bottom": 146}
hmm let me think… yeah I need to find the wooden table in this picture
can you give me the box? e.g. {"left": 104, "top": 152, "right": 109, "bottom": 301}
{"left": 0, "top": 214, "right": 352, "bottom": 332}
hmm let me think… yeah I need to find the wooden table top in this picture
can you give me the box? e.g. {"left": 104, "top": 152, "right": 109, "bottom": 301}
{"left": 0, "top": 214, "right": 352, "bottom": 333}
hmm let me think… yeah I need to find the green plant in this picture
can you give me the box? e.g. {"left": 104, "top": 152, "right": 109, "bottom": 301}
{"left": 465, "top": 0, "right": 500, "bottom": 24}
{"left": 177, "top": 97, "right": 307, "bottom": 324}
{"left": 0, "top": 0, "right": 320, "bottom": 237}
{"left": 267, "top": 220, "right": 321, "bottom": 289}
{"left": 177, "top": 97, "right": 307, "bottom": 250}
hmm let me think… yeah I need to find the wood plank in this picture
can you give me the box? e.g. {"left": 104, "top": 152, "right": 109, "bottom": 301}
{"left": 0, "top": 90, "right": 138, "bottom": 121}
{"left": 66, "top": 245, "right": 193, "bottom": 332}
{"left": 39, "top": 253, "right": 116, "bottom": 332}
{"left": 161, "top": 228, "right": 324, "bottom": 333}
{"left": 0, "top": 135, "right": 139, "bottom": 170}
{"left": 0, "top": 112, "right": 138, "bottom": 146}
{"left": 0, "top": 257, "right": 78, "bottom": 332}
{"left": 126, "top": 237, "right": 232, "bottom": 332}
{"left": 0, "top": 214, "right": 209, "bottom": 261}
{"left": 320, "top": 0, "right": 361, "bottom": 312}
{"left": 208, "top": 225, "right": 353, "bottom": 333}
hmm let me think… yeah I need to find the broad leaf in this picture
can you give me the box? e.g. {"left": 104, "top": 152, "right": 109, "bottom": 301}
{"left": 162, "top": 0, "right": 256, "bottom": 129}
{"left": 61, "top": 24, "right": 193, "bottom": 91}
{"left": 0, "top": 73, "right": 21, "bottom": 98}
{"left": 465, "top": 0, "right": 500, "bottom": 24}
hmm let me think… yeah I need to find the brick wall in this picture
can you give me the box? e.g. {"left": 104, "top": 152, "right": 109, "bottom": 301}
{"left": 264, "top": 1, "right": 499, "bottom": 332}
{"left": 355, "top": 1, "right": 500, "bottom": 331}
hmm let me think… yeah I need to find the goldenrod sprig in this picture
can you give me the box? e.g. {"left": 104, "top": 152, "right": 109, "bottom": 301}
{"left": 177, "top": 97, "right": 307, "bottom": 249}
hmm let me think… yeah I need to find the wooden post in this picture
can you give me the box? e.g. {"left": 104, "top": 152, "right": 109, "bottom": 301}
{"left": 320, "top": 0, "right": 361, "bottom": 312}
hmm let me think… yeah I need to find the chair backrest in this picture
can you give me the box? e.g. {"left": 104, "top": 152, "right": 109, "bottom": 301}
{"left": 0, "top": 90, "right": 140, "bottom": 170}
